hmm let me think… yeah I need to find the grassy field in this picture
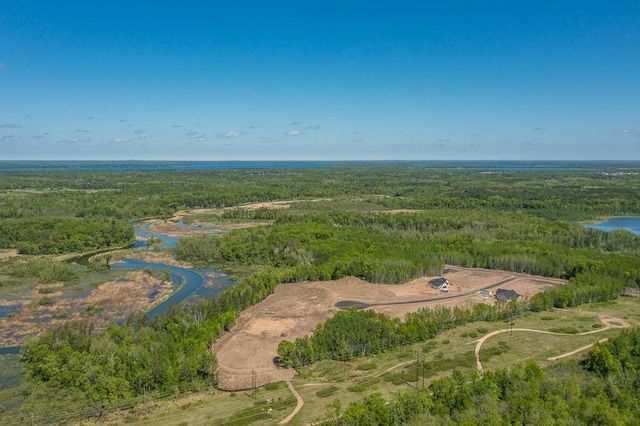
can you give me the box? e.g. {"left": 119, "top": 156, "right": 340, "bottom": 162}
{"left": 77, "top": 296, "right": 640, "bottom": 425}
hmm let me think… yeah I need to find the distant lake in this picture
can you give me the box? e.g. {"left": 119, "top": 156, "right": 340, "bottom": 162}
{"left": 584, "top": 217, "right": 640, "bottom": 235}
{"left": 1, "top": 160, "right": 639, "bottom": 172}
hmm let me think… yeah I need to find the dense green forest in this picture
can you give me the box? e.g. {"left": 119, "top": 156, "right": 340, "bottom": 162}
{"left": 1, "top": 164, "right": 640, "bottom": 423}
{"left": 0, "top": 217, "right": 133, "bottom": 254}
{"left": 2, "top": 165, "right": 640, "bottom": 221}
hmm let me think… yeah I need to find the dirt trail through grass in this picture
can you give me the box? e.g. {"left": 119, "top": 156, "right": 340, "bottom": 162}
{"left": 279, "top": 381, "right": 303, "bottom": 424}
{"left": 474, "top": 316, "right": 630, "bottom": 372}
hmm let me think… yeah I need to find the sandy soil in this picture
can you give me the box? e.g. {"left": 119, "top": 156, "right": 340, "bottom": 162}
{"left": 143, "top": 219, "right": 259, "bottom": 238}
{"left": 237, "top": 200, "right": 422, "bottom": 214}
{"left": 0, "top": 271, "right": 172, "bottom": 347}
{"left": 215, "top": 266, "right": 565, "bottom": 390}
{"left": 0, "top": 249, "right": 19, "bottom": 259}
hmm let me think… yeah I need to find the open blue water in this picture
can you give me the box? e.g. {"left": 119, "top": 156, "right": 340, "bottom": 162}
{"left": 0, "top": 305, "right": 22, "bottom": 317}
{"left": 111, "top": 259, "right": 234, "bottom": 319}
{"left": 2, "top": 160, "right": 639, "bottom": 172}
{"left": 584, "top": 217, "right": 640, "bottom": 235}
{"left": 134, "top": 224, "right": 179, "bottom": 248}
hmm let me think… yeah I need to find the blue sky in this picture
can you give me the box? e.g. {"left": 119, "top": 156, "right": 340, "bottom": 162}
{"left": 1, "top": 1, "right": 638, "bottom": 160}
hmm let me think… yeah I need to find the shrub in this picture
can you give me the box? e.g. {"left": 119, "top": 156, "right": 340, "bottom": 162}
{"left": 264, "top": 382, "right": 280, "bottom": 391}
{"left": 52, "top": 310, "right": 70, "bottom": 319}
{"left": 272, "top": 396, "right": 297, "bottom": 410}
{"left": 550, "top": 326, "right": 579, "bottom": 334}
{"left": 357, "top": 362, "right": 377, "bottom": 371}
{"left": 383, "top": 372, "right": 415, "bottom": 385}
{"left": 477, "top": 327, "right": 489, "bottom": 334}
{"left": 347, "top": 383, "right": 368, "bottom": 393}
{"left": 38, "top": 297, "right": 54, "bottom": 306}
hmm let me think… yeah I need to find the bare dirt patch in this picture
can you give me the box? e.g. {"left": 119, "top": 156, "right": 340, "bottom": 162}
{"left": 240, "top": 201, "right": 296, "bottom": 210}
{"left": 0, "top": 249, "right": 19, "bottom": 259}
{"left": 215, "top": 267, "right": 565, "bottom": 390}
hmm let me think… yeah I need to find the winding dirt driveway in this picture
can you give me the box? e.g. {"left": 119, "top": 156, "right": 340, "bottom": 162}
{"left": 474, "top": 316, "right": 630, "bottom": 372}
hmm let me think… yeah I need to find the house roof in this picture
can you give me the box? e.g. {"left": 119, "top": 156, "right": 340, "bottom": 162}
{"left": 495, "top": 288, "right": 520, "bottom": 301}
{"left": 429, "top": 278, "right": 449, "bottom": 288}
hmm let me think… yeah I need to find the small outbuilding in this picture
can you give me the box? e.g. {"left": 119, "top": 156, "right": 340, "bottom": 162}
{"left": 495, "top": 288, "right": 522, "bottom": 302}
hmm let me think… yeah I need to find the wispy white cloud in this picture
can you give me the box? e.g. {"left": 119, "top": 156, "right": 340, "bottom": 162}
{"left": 186, "top": 130, "right": 208, "bottom": 141}
{"left": 615, "top": 129, "right": 632, "bottom": 135}
{"left": 286, "top": 130, "right": 304, "bottom": 136}
{"left": 304, "top": 125, "right": 320, "bottom": 130}
{"left": 217, "top": 130, "right": 245, "bottom": 138}
{"left": 0, "top": 123, "right": 23, "bottom": 129}
{"left": 57, "top": 137, "right": 92, "bottom": 145}
{"left": 109, "top": 137, "right": 131, "bottom": 144}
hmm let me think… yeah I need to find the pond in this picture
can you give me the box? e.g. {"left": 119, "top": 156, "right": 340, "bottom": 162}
{"left": 583, "top": 217, "right": 640, "bottom": 235}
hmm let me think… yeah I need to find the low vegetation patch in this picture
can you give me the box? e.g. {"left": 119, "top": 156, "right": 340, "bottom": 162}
{"left": 383, "top": 371, "right": 415, "bottom": 385}
{"left": 38, "top": 297, "right": 54, "bottom": 306}
{"left": 263, "top": 382, "right": 280, "bottom": 391}
{"left": 479, "top": 344, "right": 511, "bottom": 363}
{"left": 421, "top": 351, "right": 477, "bottom": 377}
{"left": 316, "top": 385, "right": 339, "bottom": 398}
{"left": 357, "top": 362, "right": 377, "bottom": 371}
{"left": 549, "top": 326, "right": 579, "bottom": 334}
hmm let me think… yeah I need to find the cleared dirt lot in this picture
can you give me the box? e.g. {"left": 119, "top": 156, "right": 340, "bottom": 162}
{"left": 215, "top": 266, "right": 565, "bottom": 390}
